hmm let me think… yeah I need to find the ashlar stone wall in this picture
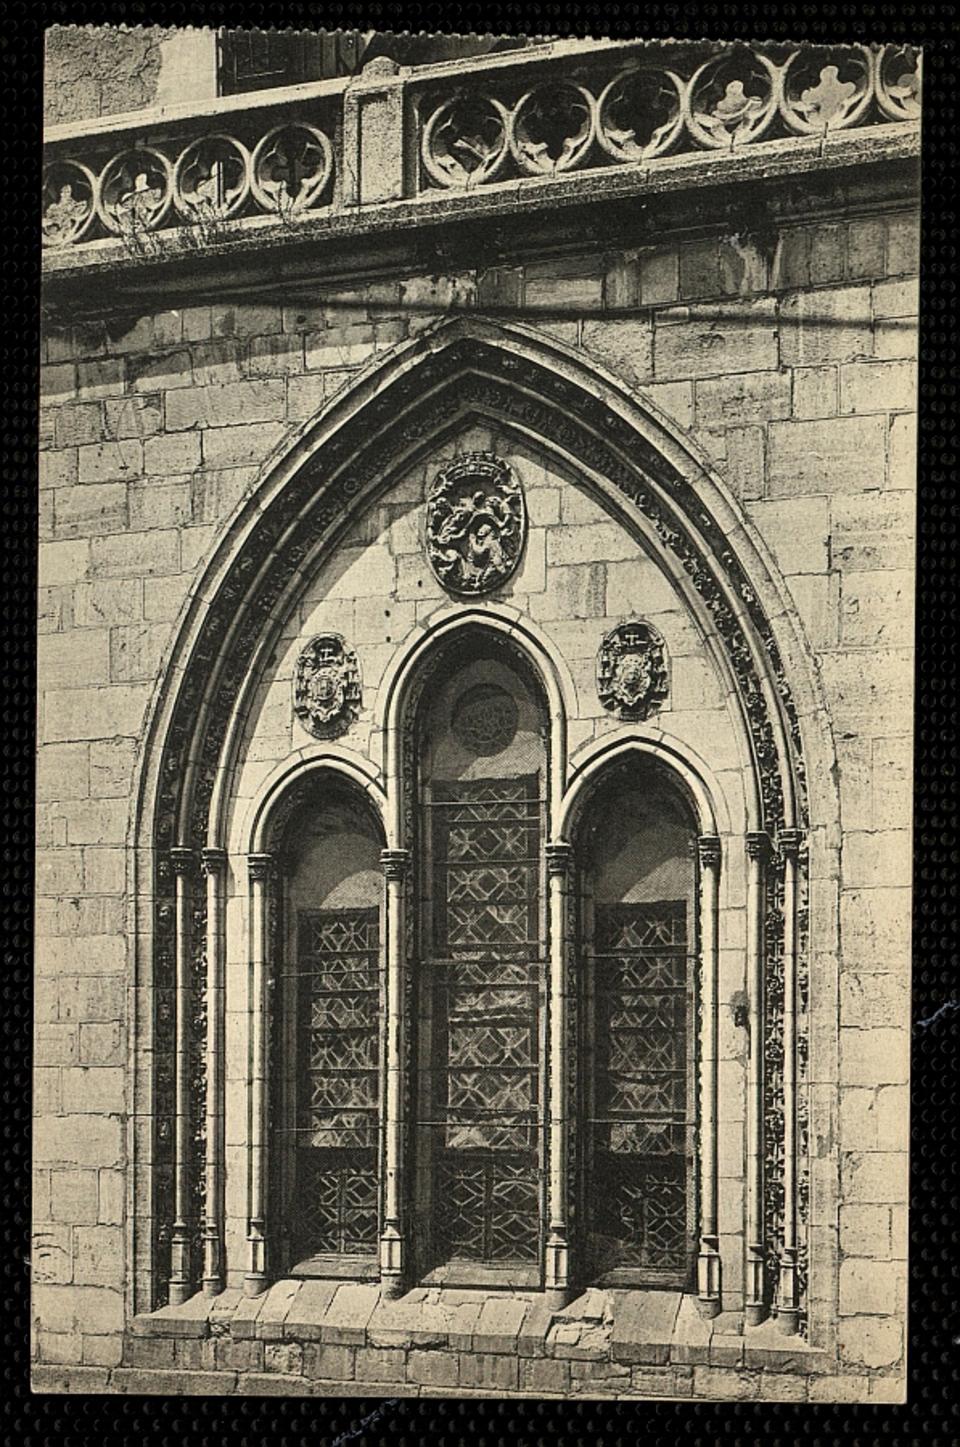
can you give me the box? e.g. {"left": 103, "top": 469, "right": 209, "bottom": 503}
{"left": 34, "top": 200, "right": 917, "bottom": 1395}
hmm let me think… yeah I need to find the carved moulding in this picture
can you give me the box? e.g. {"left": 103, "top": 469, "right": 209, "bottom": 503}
{"left": 425, "top": 452, "right": 526, "bottom": 595}
{"left": 293, "top": 634, "right": 362, "bottom": 739}
{"left": 149, "top": 335, "right": 810, "bottom": 1312}
{"left": 597, "top": 620, "right": 668, "bottom": 721}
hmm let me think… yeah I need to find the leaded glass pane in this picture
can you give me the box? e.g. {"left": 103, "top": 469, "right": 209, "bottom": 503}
{"left": 589, "top": 898, "right": 692, "bottom": 1274}
{"left": 294, "top": 905, "right": 379, "bottom": 1256}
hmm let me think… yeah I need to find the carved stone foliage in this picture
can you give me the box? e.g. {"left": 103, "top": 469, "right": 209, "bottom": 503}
{"left": 597, "top": 621, "right": 668, "bottom": 721}
{"left": 148, "top": 335, "right": 810, "bottom": 1310}
{"left": 425, "top": 453, "right": 526, "bottom": 596}
{"left": 293, "top": 634, "right": 362, "bottom": 739}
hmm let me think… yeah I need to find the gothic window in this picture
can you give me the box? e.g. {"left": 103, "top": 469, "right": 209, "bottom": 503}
{"left": 413, "top": 643, "right": 548, "bottom": 1286}
{"left": 275, "top": 786, "right": 385, "bottom": 1275}
{"left": 574, "top": 762, "right": 698, "bottom": 1288}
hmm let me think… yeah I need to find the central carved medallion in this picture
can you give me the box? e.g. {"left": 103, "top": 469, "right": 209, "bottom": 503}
{"left": 451, "top": 684, "right": 520, "bottom": 756}
{"left": 597, "top": 620, "right": 668, "bottom": 720}
{"left": 293, "top": 634, "right": 362, "bottom": 739}
{"left": 425, "top": 452, "right": 526, "bottom": 595}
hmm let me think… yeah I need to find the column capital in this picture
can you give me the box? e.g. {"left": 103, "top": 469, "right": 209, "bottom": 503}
{"left": 545, "top": 841, "right": 574, "bottom": 876}
{"left": 697, "top": 834, "right": 722, "bottom": 868}
{"left": 745, "top": 831, "right": 772, "bottom": 863}
{"left": 247, "top": 852, "right": 273, "bottom": 884}
{"left": 170, "top": 845, "right": 194, "bottom": 876}
{"left": 778, "top": 828, "right": 805, "bottom": 861}
{"left": 380, "top": 848, "right": 410, "bottom": 880}
{"left": 200, "top": 847, "right": 227, "bottom": 877}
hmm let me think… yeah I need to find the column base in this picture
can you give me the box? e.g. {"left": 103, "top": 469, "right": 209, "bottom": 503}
{"left": 696, "top": 1239, "right": 722, "bottom": 1315}
{"left": 167, "top": 1281, "right": 193, "bottom": 1307}
{"left": 544, "top": 1286, "right": 573, "bottom": 1311}
{"left": 243, "top": 1274, "right": 269, "bottom": 1298}
{"left": 379, "top": 1274, "right": 405, "bottom": 1302}
{"left": 744, "top": 1302, "right": 769, "bottom": 1327}
{"left": 695, "top": 1295, "right": 722, "bottom": 1320}
{"left": 776, "top": 1307, "right": 801, "bottom": 1336}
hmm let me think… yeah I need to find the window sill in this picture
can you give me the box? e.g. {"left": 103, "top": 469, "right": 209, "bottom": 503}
{"left": 129, "top": 1283, "right": 832, "bottom": 1374}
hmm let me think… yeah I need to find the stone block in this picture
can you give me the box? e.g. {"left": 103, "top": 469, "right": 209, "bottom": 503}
{"left": 34, "top": 1113, "right": 123, "bottom": 1170}
{"left": 286, "top": 372, "right": 331, "bottom": 421}
{"left": 809, "top": 224, "right": 847, "bottom": 284}
{"left": 113, "top": 1368, "right": 237, "bottom": 1395}
{"left": 629, "top": 1365, "right": 682, "bottom": 1397}
{"left": 212, "top": 303, "right": 283, "bottom": 337}
{"left": 840, "top": 1026, "right": 910, "bottom": 1089}
{"left": 839, "top": 1204, "right": 891, "bottom": 1259}
{"left": 200, "top": 421, "right": 288, "bottom": 471}
{"left": 80, "top": 1023, "right": 124, "bottom": 1067}
{"left": 38, "top": 630, "right": 110, "bottom": 688}
{"left": 31, "top": 1364, "right": 112, "bottom": 1394}
{"left": 748, "top": 496, "right": 829, "bottom": 575}
{"left": 32, "top": 1222, "right": 72, "bottom": 1283}
{"left": 37, "top": 1331, "right": 83, "bottom": 1366}
{"left": 143, "top": 575, "right": 191, "bottom": 624}
{"left": 303, "top": 1342, "right": 355, "bottom": 1379}
{"left": 166, "top": 379, "right": 286, "bottom": 431}
{"left": 780, "top": 287, "right": 873, "bottom": 366}
{"left": 547, "top": 523, "right": 635, "bottom": 568}
{"left": 35, "top": 1024, "right": 78, "bottom": 1066}
{"left": 82, "top": 1334, "right": 123, "bottom": 1367}
{"left": 90, "top": 529, "right": 180, "bottom": 579}
{"left": 77, "top": 440, "right": 142, "bottom": 486}
{"left": 840, "top": 970, "right": 910, "bottom": 1031}
{"left": 39, "top": 541, "right": 89, "bottom": 589}
{"left": 654, "top": 301, "right": 778, "bottom": 381}
{"left": 640, "top": 249, "right": 679, "bottom": 306}
{"left": 846, "top": 217, "right": 886, "bottom": 280}
{"left": 319, "top": 1283, "right": 379, "bottom": 1344}
{"left": 103, "top": 315, "right": 153, "bottom": 354}
{"left": 73, "top": 1225, "right": 124, "bottom": 1286}
{"left": 886, "top": 214, "right": 919, "bottom": 276}
{"left": 838, "top": 1315, "right": 902, "bottom": 1369}
{"left": 35, "top": 847, "right": 84, "bottom": 896}
{"left": 839, "top": 1258, "right": 899, "bottom": 1316}
{"left": 41, "top": 364, "right": 77, "bottom": 404}
{"left": 57, "top": 975, "right": 123, "bottom": 1023}
{"left": 354, "top": 1346, "right": 405, "bottom": 1383}
{"left": 77, "top": 358, "right": 126, "bottom": 400}
{"left": 695, "top": 370, "right": 791, "bottom": 427}
{"left": 407, "top": 1348, "right": 458, "bottom": 1387}
{"left": 129, "top": 481, "right": 192, "bottom": 532}
{"left": 610, "top": 1291, "right": 681, "bottom": 1365}
{"left": 190, "top": 338, "right": 242, "bottom": 388}
{"left": 143, "top": 431, "right": 201, "bottom": 476}
{"left": 581, "top": 319, "right": 653, "bottom": 385}
{"left": 103, "top": 394, "right": 163, "bottom": 441}
{"left": 264, "top": 1341, "right": 304, "bottom": 1374}
{"left": 692, "top": 1366, "right": 758, "bottom": 1399}
{"left": 523, "top": 1356, "right": 571, "bottom": 1393}
{"left": 89, "top": 738, "right": 138, "bottom": 797}
{"left": 841, "top": 1150, "right": 908, "bottom": 1205}
{"left": 304, "top": 326, "right": 375, "bottom": 371}
{"left": 766, "top": 415, "right": 886, "bottom": 496}
{"left": 792, "top": 365, "right": 838, "bottom": 419}
{"left": 74, "top": 579, "right": 143, "bottom": 628}
{"left": 55, "top": 403, "right": 103, "bottom": 448}
{"left": 459, "top": 1352, "right": 520, "bottom": 1390}
{"left": 40, "top": 450, "right": 79, "bottom": 491}
{"left": 840, "top": 360, "right": 916, "bottom": 416}
{"left": 61, "top": 797, "right": 128, "bottom": 846}
{"left": 60, "top": 1067, "right": 124, "bottom": 1114}
{"left": 129, "top": 351, "right": 192, "bottom": 395}
{"left": 110, "top": 622, "right": 171, "bottom": 683}
{"left": 243, "top": 334, "right": 305, "bottom": 376}
{"left": 473, "top": 1296, "right": 530, "bottom": 1354}
{"left": 888, "top": 414, "right": 917, "bottom": 490}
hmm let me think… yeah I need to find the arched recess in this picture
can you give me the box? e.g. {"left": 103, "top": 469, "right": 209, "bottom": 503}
{"left": 130, "top": 314, "right": 838, "bottom": 1335}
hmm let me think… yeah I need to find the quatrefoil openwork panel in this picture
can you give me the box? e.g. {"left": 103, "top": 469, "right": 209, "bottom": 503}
{"left": 293, "top": 634, "right": 362, "bottom": 739}
{"left": 425, "top": 453, "right": 527, "bottom": 596}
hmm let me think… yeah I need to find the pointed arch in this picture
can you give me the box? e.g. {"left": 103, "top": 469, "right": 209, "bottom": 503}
{"left": 128, "top": 311, "right": 838, "bottom": 1314}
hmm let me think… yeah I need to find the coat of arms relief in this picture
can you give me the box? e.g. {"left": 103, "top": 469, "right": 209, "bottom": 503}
{"left": 596, "top": 620, "right": 669, "bottom": 720}
{"left": 425, "top": 452, "right": 527, "bottom": 595}
{"left": 293, "top": 634, "right": 362, "bottom": 738}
